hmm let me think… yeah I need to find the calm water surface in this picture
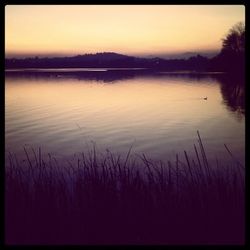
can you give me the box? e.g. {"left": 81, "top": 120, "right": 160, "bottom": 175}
{"left": 5, "top": 70, "right": 245, "bottom": 167}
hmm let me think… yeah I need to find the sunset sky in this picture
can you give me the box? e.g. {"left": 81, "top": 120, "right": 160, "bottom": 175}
{"left": 5, "top": 5, "right": 245, "bottom": 58}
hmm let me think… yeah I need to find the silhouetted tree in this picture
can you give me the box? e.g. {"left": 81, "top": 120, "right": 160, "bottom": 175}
{"left": 210, "top": 22, "right": 245, "bottom": 73}
{"left": 222, "top": 22, "right": 245, "bottom": 54}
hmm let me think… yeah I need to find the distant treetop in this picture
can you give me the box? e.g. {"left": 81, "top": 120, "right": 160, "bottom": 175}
{"left": 222, "top": 22, "right": 245, "bottom": 54}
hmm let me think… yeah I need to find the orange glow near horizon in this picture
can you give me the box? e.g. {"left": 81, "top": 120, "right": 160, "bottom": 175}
{"left": 5, "top": 5, "right": 245, "bottom": 57}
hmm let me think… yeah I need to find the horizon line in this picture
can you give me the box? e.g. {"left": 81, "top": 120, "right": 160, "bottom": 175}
{"left": 5, "top": 50, "right": 220, "bottom": 60}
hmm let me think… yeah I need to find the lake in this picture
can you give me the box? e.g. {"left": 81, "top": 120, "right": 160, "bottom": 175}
{"left": 5, "top": 69, "right": 245, "bottom": 168}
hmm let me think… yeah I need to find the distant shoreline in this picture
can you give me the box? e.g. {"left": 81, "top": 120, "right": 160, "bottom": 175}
{"left": 5, "top": 52, "right": 244, "bottom": 75}
{"left": 4, "top": 52, "right": 213, "bottom": 71}
{"left": 5, "top": 68, "right": 226, "bottom": 74}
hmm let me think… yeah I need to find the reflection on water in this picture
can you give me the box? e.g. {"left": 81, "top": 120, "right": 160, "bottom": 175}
{"left": 215, "top": 74, "right": 245, "bottom": 121}
{"left": 5, "top": 70, "right": 245, "bottom": 167}
{"left": 5, "top": 69, "right": 153, "bottom": 83}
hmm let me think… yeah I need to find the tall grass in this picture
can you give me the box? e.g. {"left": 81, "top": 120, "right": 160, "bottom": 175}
{"left": 5, "top": 131, "right": 245, "bottom": 245}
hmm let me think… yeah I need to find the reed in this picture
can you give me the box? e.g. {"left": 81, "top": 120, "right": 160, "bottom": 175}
{"left": 5, "top": 131, "right": 245, "bottom": 245}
